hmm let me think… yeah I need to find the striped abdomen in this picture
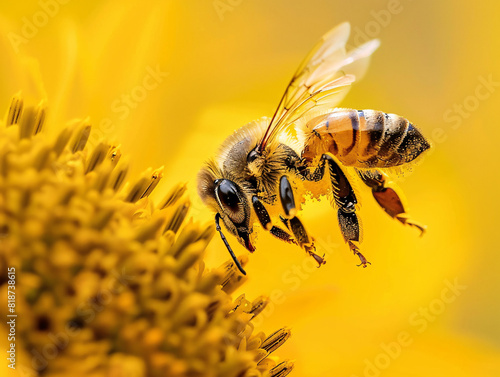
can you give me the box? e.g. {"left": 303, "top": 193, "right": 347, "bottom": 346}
{"left": 302, "top": 109, "right": 430, "bottom": 168}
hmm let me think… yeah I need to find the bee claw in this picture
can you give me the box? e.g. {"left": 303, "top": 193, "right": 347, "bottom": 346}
{"left": 412, "top": 222, "right": 427, "bottom": 237}
{"left": 356, "top": 260, "right": 371, "bottom": 268}
{"left": 317, "top": 253, "right": 326, "bottom": 268}
{"left": 348, "top": 242, "right": 370, "bottom": 268}
{"left": 313, "top": 253, "right": 327, "bottom": 267}
{"left": 314, "top": 256, "right": 326, "bottom": 267}
{"left": 305, "top": 245, "right": 326, "bottom": 267}
{"left": 396, "top": 214, "right": 427, "bottom": 237}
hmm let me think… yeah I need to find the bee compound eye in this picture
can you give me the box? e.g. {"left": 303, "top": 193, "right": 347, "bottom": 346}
{"left": 216, "top": 180, "right": 239, "bottom": 210}
{"left": 215, "top": 180, "right": 246, "bottom": 224}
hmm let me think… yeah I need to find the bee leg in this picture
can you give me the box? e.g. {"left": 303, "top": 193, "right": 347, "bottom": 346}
{"left": 289, "top": 216, "right": 326, "bottom": 267}
{"left": 279, "top": 175, "right": 326, "bottom": 267}
{"left": 279, "top": 175, "right": 297, "bottom": 217}
{"left": 270, "top": 225, "right": 297, "bottom": 245}
{"left": 252, "top": 195, "right": 297, "bottom": 245}
{"left": 358, "top": 170, "right": 426, "bottom": 236}
{"left": 338, "top": 211, "right": 370, "bottom": 267}
{"left": 252, "top": 195, "right": 272, "bottom": 231}
{"left": 322, "top": 154, "right": 371, "bottom": 268}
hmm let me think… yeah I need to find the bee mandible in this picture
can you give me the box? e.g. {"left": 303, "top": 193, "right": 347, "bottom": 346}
{"left": 198, "top": 22, "right": 430, "bottom": 275}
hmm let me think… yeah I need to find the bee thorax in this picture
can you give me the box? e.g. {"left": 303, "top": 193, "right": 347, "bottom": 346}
{"left": 247, "top": 156, "right": 266, "bottom": 177}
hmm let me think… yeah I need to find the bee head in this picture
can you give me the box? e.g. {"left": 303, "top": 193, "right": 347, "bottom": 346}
{"left": 197, "top": 165, "right": 255, "bottom": 252}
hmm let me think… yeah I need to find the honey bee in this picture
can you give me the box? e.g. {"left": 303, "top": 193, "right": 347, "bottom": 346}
{"left": 198, "top": 22, "right": 430, "bottom": 275}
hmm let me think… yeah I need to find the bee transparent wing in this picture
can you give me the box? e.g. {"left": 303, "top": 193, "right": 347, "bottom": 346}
{"left": 277, "top": 74, "right": 355, "bottom": 126}
{"left": 283, "top": 22, "right": 351, "bottom": 107}
{"left": 258, "top": 22, "right": 351, "bottom": 150}
{"left": 258, "top": 23, "right": 380, "bottom": 151}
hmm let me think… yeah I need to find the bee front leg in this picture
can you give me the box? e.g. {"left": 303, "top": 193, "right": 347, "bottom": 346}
{"left": 358, "top": 169, "right": 426, "bottom": 236}
{"left": 252, "top": 195, "right": 297, "bottom": 245}
{"left": 323, "top": 155, "right": 371, "bottom": 268}
{"left": 269, "top": 224, "right": 297, "bottom": 244}
{"left": 278, "top": 175, "right": 326, "bottom": 267}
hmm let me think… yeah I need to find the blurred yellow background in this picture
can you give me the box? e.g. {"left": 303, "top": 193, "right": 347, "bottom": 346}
{"left": 1, "top": 0, "right": 500, "bottom": 376}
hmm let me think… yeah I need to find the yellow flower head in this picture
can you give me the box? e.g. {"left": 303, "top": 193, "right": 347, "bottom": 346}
{"left": 0, "top": 94, "right": 293, "bottom": 377}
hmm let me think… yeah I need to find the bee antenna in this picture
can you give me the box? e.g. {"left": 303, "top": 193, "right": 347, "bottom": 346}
{"left": 215, "top": 213, "right": 247, "bottom": 275}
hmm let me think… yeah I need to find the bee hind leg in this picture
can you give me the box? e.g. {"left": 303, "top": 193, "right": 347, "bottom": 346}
{"left": 278, "top": 175, "right": 326, "bottom": 267}
{"left": 358, "top": 169, "right": 426, "bottom": 236}
{"left": 323, "top": 154, "right": 371, "bottom": 268}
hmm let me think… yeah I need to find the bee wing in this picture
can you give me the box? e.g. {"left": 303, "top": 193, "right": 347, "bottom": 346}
{"left": 258, "top": 23, "right": 380, "bottom": 150}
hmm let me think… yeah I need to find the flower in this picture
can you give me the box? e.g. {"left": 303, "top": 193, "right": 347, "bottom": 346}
{"left": 0, "top": 95, "right": 293, "bottom": 377}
